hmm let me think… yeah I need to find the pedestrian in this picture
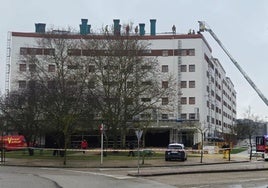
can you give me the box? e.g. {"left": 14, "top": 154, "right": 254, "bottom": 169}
{"left": 222, "top": 143, "right": 228, "bottom": 159}
{"left": 128, "top": 141, "right": 135, "bottom": 157}
{"left": 81, "top": 139, "right": 88, "bottom": 154}
{"left": 53, "top": 142, "right": 58, "bottom": 156}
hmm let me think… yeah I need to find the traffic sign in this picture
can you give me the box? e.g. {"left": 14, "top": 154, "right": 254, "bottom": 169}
{"left": 135, "top": 130, "right": 143, "bottom": 140}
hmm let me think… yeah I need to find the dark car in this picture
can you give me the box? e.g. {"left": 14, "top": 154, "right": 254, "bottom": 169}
{"left": 165, "top": 143, "right": 187, "bottom": 161}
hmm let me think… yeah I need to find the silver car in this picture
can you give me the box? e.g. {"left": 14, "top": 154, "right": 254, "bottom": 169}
{"left": 165, "top": 143, "right": 187, "bottom": 161}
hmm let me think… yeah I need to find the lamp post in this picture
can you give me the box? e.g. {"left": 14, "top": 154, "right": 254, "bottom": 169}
{"left": 1, "top": 121, "right": 5, "bottom": 163}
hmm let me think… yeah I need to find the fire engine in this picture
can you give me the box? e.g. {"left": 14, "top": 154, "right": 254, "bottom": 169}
{"left": 0, "top": 135, "right": 27, "bottom": 151}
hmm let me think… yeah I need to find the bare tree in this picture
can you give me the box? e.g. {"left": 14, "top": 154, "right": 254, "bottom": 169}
{"left": 82, "top": 32, "right": 175, "bottom": 148}
{"left": 0, "top": 84, "right": 46, "bottom": 155}
{"left": 20, "top": 29, "right": 95, "bottom": 164}
{"left": 236, "top": 106, "right": 261, "bottom": 160}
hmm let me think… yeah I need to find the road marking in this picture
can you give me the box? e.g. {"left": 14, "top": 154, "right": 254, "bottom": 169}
{"left": 66, "top": 169, "right": 135, "bottom": 180}
{"left": 41, "top": 168, "right": 135, "bottom": 180}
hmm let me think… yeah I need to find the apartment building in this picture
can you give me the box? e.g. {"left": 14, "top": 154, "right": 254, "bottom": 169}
{"left": 5, "top": 19, "right": 236, "bottom": 147}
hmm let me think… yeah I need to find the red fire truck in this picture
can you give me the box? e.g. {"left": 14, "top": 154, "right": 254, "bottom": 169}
{"left": 256, "top": 135, "right": 268, "bottom": 160}
{"left": 0, "top": 135, "right": 27, "bottom": 151}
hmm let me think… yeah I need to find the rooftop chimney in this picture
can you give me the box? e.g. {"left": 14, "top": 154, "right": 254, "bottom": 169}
{"left": 113, "top": 19, "right": 120, "bottom": 35}
{"left": 139, "top": 23, "right": 145, "bottom": 36}
{"left": 35, "top": 23, "right": 46, "bottom": 33}
{"left": 80, "top": 19, "right": 91, "bottom": 35}
{"left": 150, "top": 19, "right": 156, "bottom": 36}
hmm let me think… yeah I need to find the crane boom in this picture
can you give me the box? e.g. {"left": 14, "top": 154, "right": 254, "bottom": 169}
{"left": 198, "top": 21, "right": 268, "bottom": 107}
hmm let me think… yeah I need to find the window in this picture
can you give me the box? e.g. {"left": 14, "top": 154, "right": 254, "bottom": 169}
{"left": 103, "top": 81, "right": 117, "bottom": 86}
{"left": 211, "top": 117, "right": 215, "bottom": 124}
{"left": 20, "top": 48, "right": 27, "bottom": 55}
{"left": 162, "top": 65, "right": 168, "bottom": 72}
{"left": 162, "top": 81, "right": 168, "bottom": 88}
{"left": 141, "top": 98, "right": 151, "bottom": 102}
{"left": 181, "top": 81, "right": 187, "bottom": 88}
{"left": 103, "top": 65, "right": 119, "bottom": 71}
{"left": 189, "top": 113, "right": 196, "bottom": 120}
{"left": 28, "top": 80, "right": 36, "bottom": 89}
{"left": 181, "top": 65, "right": 187, "bottom": 72}
{"left": 161, "top": 114, "right": 168, "bottom": 120}
{"left": 189, "top": 64, "right": 195, "bottom": 72}
{"left": 181, "top": 97, "right": 187, "bottom": 104}
{"left": 67, "top": 65, "right": 79, "bottom": 69}
{"left": 19, "top": 64, "right": 26, "bottom": 72}
{"left": 125, "top": 98, "right": 133, "bottom": 105}
{"left": 142, "top": 81, "right": 152, "bottom": 86}
{"left": 88, "top": 65, "right": 95, "bottom": 73}
{"left": 211, "top": 103, "right": 215, "bottom": 110}
{"left": 207, "top": 116, "right": 210, "bottom": 122}
{"left": 181, "top": 113, "right": 187, "bottom": 120}
{"left": 48, "top": 64, "right": 55, "bottom": 72}
{"left": 127, "top": 81, "right": 133, "bottom": 88}
{"left": 29, "top": 64, "right": 36, "bottom": 72}
{"left": 48, "top": 80, "right": 56, "bottom": 89}
{"left": 18, "top": 96, "right": 26, "bottom": 106}
{"left": 29, "top": 48, "right": 38, "bottom": 55}
{"left": 141, "top": 65, "right": 151, "bottom": 70}
{"left": 188, "top": 49, "right": 195, "bottom": 56}
{"left": 44, "top": 48, "right": 55, "bottom": 55}
{"left": 87, "top": 81, "right": 95, "bottom": 88}
{"left": 162, "top": 97, "right": 169, "bottom": 105}
{"left": 211, "top": 90, "right": 214, "bottom": 96}
{"left": 216, "top": 94, "right": 221, "bottom": 102}
{"left": 141, "top": 113, "right": 151, "bottom": 119}
{"left": 18, "top": 80, "right": 26, "bottom": 89}
{"left": 180, "top": 49, "right": 187, "bottom": 56}
{"left": 104, "top": 98, "right": 119, "bottom": 103}
{"left": 67, "top": 81, "right": 77, "bottom": 87}
{"left": 189, "top": 97, "right": 195, "bottom": 104}
{"left": 189, "top": 81, "right": 195, "bottom": 88}
{"left": 162, "top": 50, "right": 168, "bottom": 56}
{"left": 211, "top": 76, "right": 214, "bottom": 83}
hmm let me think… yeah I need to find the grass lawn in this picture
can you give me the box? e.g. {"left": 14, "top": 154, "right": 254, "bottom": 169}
{"left": 230, "top": 147, "right": 247, "bottom": 154}
{"left": 3, "top": 148, "right": 165, "bottom": 161}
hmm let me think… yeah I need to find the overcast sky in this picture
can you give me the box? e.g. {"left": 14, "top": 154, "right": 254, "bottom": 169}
{"left": 1, "top": 0, "right": 268, "bottom": 120}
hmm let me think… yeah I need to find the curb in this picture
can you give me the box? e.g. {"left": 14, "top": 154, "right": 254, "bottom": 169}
{"left": 128, "top": 166, "right": 268, "bottom": 177}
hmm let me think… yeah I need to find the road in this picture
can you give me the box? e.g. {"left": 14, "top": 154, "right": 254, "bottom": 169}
{"left": 2, "top": 160, "right": 268, "bottom": 188}
{"left": 88, "top": 161, "right": 268, "bottom": 188}
{"left": 147, "top": 170, "right": 268, "bottom": 188}
{"left": 0, "top": 166, "right": 175, "bottom": 188}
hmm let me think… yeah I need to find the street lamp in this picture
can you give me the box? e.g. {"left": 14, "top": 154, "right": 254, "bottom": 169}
{"left": 1, "top": 121, "right": 6, "bottom": 163}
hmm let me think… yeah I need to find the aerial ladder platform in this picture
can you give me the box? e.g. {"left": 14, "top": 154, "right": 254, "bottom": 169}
{"left": 198, "top": 21, "right": 268, "bottom": 107}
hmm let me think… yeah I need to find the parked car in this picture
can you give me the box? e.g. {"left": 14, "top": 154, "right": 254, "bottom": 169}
{"left": 165, "top": 143, "right": 187, "bottom": 161}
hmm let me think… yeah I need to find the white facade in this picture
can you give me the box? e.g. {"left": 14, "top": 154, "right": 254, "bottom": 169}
{"left": 144, "top": 35, "right": 236, "bottom": 142}
{"left": 6, "top": 21, "right": 236, "bottom": 145}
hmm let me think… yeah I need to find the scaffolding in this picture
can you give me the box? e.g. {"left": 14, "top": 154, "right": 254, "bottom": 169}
{"left": 169, "top": 39, "right": 183, "bottom": 143}
{"left": 5, "top": 32, "right": 11, "bottom": 94}
{"left": 177, "top": 40, "right": 182, "bottom": 120}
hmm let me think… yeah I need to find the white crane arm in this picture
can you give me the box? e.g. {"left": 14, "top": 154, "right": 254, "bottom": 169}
{"left": 198, "top": 21, "right": 268, "bottom": 107}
